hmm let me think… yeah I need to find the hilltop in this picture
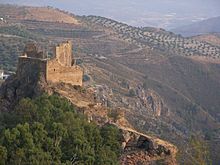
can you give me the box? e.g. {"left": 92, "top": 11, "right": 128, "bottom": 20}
{"left": 0, "top": 4, "right": 220, "bottom": 164}
{"left": 0, "top": 4, "right": 79, "bottom": 24}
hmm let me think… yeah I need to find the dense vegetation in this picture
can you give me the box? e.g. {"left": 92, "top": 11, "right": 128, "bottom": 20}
{"left": 0, "top": 94, "right": 121, "bottom": 165}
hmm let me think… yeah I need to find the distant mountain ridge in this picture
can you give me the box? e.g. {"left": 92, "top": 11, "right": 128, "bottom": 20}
{"left": 171, "top": 16, "right": 220, "bottom": 37}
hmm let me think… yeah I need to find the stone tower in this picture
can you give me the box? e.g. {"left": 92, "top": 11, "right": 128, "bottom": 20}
{"left": 54, "top": 41, "right": 73, "bottom": 67}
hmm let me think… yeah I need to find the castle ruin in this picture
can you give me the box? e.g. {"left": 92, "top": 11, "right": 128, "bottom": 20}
{"left": 17, "top": 41, "right": 83, "bottom": 86}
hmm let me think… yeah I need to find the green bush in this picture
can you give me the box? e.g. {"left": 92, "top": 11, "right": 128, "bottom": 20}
{"left": 128, "top": 88, "right": 136, "bottom": 97}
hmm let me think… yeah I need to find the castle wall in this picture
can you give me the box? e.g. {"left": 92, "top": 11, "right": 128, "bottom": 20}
{"left": 54, "top": 41, "right": 72, "bottom": 67}
{"left": 17, "top": 41, "right": 83, "bottom": 87}
{"left": 46, "top": 59, "right": 83, "bottom": 86}
{"left": 17, "top": 57, "right": 47, "bottom": 82}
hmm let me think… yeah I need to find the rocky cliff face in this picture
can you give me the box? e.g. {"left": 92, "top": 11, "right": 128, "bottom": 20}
{"left": 93, "top": 84, "right": 169, "bottom": 117}
{"left": 136, "top": 87, "right": 169, "bottom": 117}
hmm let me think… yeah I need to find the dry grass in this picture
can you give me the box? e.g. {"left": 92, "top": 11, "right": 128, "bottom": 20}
{"left": 25, "top": 7, "right": 79, "bottom": 24}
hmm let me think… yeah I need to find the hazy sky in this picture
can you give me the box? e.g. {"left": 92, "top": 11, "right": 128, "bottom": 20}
{"left": 1, "top": 0, "right": 220, "bottom": 29}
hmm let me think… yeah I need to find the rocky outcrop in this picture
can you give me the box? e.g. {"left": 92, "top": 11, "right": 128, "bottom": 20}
{"left": 143, "top": 89, "right": 169, "bottom": 116}
{"left": 55, "top": 84, "right": 178, "bottom": 164}
{"left": 0, "top": 71, "right": 46, "bottom": 111}
{"left": 91, "top": 84, "right": 169, "bottom": 117}
{"left": 119, "top": 126, "right": 178, "bottom": 165}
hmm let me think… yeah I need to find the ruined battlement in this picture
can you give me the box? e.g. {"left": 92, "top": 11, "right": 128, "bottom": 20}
{"left": 22, "top": 43, "right": 45, "bottom": 59}
{"left": 17, "top": 41, "right": 83, "bottom": 86}
{"left": 54, "top": 40, "right": 73, "bottom": 67}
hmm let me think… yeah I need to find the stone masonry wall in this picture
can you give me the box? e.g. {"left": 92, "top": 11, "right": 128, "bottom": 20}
{"left": 17, "top": 57, "right": 47, "bottom": 82}
{"left": 54, "top": 41, "right": 72, "bottom": 67}
{"left": 47, "top": 59, "right": 83, "bottom": 86}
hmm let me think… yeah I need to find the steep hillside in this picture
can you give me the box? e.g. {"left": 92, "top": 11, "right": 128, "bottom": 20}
{"left": 0, "top": 55, "right": 178, "bottom": 165}
{"left": 0, "top": 4, "right": 220, "bottom": 164}
{"left": 171, "top": 16, "right": 220, "bottom": 37}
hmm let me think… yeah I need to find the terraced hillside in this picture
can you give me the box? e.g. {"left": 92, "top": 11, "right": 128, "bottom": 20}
{"left": 1, "top": 5, "right": 220, "bottom": 164}
{"left": 82, "top": 16, "right": 220, "bottom": 59}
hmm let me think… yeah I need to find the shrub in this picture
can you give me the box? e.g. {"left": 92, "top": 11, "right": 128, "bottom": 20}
{"left": 128, "top": 89, "right": 136, "bottom": 97}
